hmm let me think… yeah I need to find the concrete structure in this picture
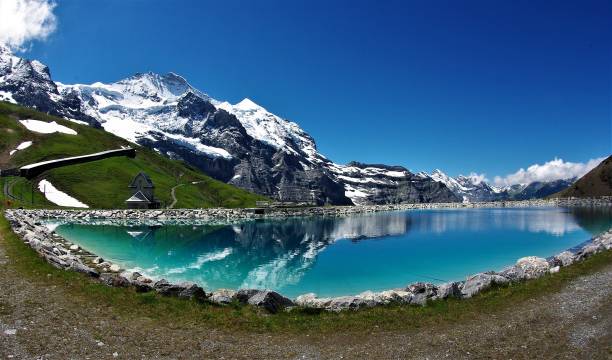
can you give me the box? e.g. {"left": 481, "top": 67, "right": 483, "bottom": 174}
{"left": 7, "top": 148, "right": 136, "bottom": 179}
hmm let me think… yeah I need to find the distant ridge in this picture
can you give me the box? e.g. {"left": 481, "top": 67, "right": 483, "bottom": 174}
{"left": 553, "top": 156, "right": 612, "bottom": 198}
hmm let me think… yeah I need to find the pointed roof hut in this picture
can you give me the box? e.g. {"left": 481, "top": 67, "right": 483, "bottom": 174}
{"left": 126, "top": 172, "right": 161, "bottom": 209}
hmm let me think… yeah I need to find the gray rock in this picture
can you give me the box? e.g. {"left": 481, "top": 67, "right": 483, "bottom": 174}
{"left": 462, "top": 273, "right": 509, "bottom": 298}
{"left": 515, "top": 256, "right": 550, "bottom": 279}
{"left": 131, "top": 280, "right": 153, "bottom": 293}
{"left": 406, "top": 282, "right": 438, "bottom": 305}
{"left": 153, "top": 279, "right": 173, "bottom": 294}
{"left": 435, "top": 282, "right": 463, "bottom": 300}
{"left": 100, "top": 273, "right": 130, "bottom": 287}
{"left": 136, "top": 275, "right": 152, "bottom": 284}
{"left": 129, "top": 272, "right": 142, "bottom": 281}
{"left": 109, "top": 264, "right": 121, "bottom": 272}
{"left": 294, "top": 293, "right": 320, "bottom": 307}
{"left": 209, "top": 289, "right": 236, "bottom": 305}
{"left": 554, "top": 251, "right": 576, "bottom": 267}
{"left": 246, "top": 290, "right": 294, "bottom": 313}
{"left": 176, "top": 282, "right": 207, "bottom": 301}
{"left": 234, "top": 289, "right": 260, "bottom": 303}
{"left": 577, "top": 243, "right": 603, "bottom": 260}
{"left": 358, "top": 290, "right": 412, "bottom": 305}
{"left": 326, "top": 296, "right": 373, "bottom": 311}
{"left": 69, "top": 261, "right": 99, "bottom": 278}
{"left": 44, "top": 253, "right": 68, "bottom": 269}
{"left": 595, "top": 232, "right": 612, "bottom": 249}
{"left": 498, "top": 265, "right": 526, "bottom": 282}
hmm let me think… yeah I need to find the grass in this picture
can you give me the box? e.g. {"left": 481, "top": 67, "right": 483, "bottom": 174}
{"left": 0, "top": 176, "right": 54, "bottom": 208}
{"left": 0, "top": 101, "right": 267, "bottom": 209}
{"left": 1, "top": 212, "right": 611, "bottom": 334}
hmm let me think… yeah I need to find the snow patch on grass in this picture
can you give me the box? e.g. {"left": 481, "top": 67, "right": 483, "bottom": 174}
{"left": 9, "top": 140, "right": 32, "bottom": 155}
{"left": 20, "top": 119, "right": 77, "bottom": 135}
{"left": 38, "top": 179, "right": 89, "bottom": 208}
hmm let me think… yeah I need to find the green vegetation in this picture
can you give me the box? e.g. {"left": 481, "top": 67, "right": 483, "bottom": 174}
{"left": 1, "top": 212, "right": 610, "bottom": 333}
{"left": 0, "top": 101, "right": 267, "bottom": 209}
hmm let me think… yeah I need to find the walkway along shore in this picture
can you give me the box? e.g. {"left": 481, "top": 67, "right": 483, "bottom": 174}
{"left": 3, "top": 197, "right": 612, "bottom": 313}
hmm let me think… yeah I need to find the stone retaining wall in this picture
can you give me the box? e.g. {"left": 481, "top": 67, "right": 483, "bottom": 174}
{"left": 9, "top": 197, "right": 612, "bottom": 224}
{"left": 3, "top": 197, "right": 612, "bottom": 313}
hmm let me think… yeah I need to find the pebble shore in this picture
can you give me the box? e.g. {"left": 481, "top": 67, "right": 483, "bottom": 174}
{"left": 4, "top": 197, "right": 612, "bottom": 313}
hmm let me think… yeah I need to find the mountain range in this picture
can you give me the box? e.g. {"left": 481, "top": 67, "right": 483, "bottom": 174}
{"left": 0, "top": 45, "right": 577, "bottom": 205}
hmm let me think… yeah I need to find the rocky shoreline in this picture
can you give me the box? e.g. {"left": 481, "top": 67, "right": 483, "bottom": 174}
{"left": 3, "top": 197, "right": 612, "bottom": 313}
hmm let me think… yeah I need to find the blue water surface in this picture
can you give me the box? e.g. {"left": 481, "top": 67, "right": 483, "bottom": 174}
{"left": 54, "top": 207, "right": 612, "bottom": 297}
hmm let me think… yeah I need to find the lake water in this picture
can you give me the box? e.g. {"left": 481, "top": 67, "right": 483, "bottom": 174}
{"left": 53, "top": 207, "right": 612, "bottom": 298}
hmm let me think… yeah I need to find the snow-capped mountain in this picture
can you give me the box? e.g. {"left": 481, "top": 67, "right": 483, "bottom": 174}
{"left": 0, "top": 47, "right": 460, "bottom": 205}
{"left": 423, "top": 169, "right": 575, "bottom": 202}
{"left": 425, "top": 169, "right": 503, "bottom": 202}
{"left": 0, "top": 45, "right": 98, "bottom": 126}
{"left": 331, "top": 163, "right": 459, "bottom": 205}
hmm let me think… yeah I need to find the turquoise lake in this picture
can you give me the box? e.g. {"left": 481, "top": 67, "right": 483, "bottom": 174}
{"left": 53, "top": 207, "right": 612, "bottom": 298}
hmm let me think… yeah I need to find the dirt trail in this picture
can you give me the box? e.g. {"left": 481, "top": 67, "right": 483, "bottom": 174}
{"left": 0, "top": 232, "right": 611, "bottom": 359}
{"left": 168, "top": 183, "right": 185, "bottom": 209}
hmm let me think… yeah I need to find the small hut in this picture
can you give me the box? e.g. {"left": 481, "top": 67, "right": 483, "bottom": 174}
{"left": 125, "top": 172, "right": 161, "bottom": 209}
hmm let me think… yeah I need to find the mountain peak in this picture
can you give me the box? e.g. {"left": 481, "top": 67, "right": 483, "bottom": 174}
{"left": 114, "top": 71, "right": 196, "bottom": 100}
{"left": 235, "top": 98, "right": 261, "bottom": 110}
{"left": 0, "top": 43, "right": 12, "bottom": 55}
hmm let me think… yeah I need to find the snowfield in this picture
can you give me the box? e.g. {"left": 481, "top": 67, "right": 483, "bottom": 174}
{"left": 38, "top": 180, "right": 89, "bottom": 208}
{"left": 0, "top": 90, "right": 16, "bottom": 103}
{"left": 9, "top": 141, "right": 33, "bottom": 155}
{"left": 20, "top": 120, "right": 77, "bottom": 135}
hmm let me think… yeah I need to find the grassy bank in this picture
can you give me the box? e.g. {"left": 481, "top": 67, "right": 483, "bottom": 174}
{"left": 1, "top": 212, "right": 611, "bottom": 334}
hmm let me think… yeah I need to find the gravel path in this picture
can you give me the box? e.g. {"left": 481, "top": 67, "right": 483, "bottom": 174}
{"left": 168, "top": 183, "right": 185, "bottom": 209}
{"left": 1, "top": 234, "right": 611, "bottom": 359}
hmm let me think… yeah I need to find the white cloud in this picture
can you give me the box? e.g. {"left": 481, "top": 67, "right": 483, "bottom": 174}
{"left": 0, "top": 0, "right": 57, "bottom": 50}
{"left": 465, "top": 172, "right": 488, "bottom": 184}
{"left": 493, "top": 157, "right": 606, "bottom": 186}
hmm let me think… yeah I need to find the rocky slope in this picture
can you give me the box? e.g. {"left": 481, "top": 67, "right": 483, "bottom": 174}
{"left": 554, "top": 156, "right": 612, "bottom": 198}
{"left": 0, "top": 47, "right": 459, "bottom": 205}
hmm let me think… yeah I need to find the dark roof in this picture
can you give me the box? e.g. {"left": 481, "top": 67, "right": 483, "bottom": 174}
{"left": 128, "top": 172, "right": 154, "bottom": 188}
{"left": 125, "top": 191, "right": 151, "bottom": 203}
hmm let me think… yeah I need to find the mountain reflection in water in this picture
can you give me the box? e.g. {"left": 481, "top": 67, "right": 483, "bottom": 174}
{"left": 54, "top": 207, "right": 612, "bottom": 297}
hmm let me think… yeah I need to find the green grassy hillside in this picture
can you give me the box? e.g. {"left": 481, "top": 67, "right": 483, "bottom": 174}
{"left": 0, "top": 101, "right": 267, "bottom": 209}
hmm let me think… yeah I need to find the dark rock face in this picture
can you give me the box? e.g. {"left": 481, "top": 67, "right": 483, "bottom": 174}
{"left": 336, "top": 162, "right": 460, "bottom": 205}
{"left": 0, "top": 46, "right": 100, "bottom": 127}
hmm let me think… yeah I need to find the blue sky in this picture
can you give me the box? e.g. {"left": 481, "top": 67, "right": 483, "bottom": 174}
{"left": 13, "top": 0, "right": 612, "bottom": 180}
